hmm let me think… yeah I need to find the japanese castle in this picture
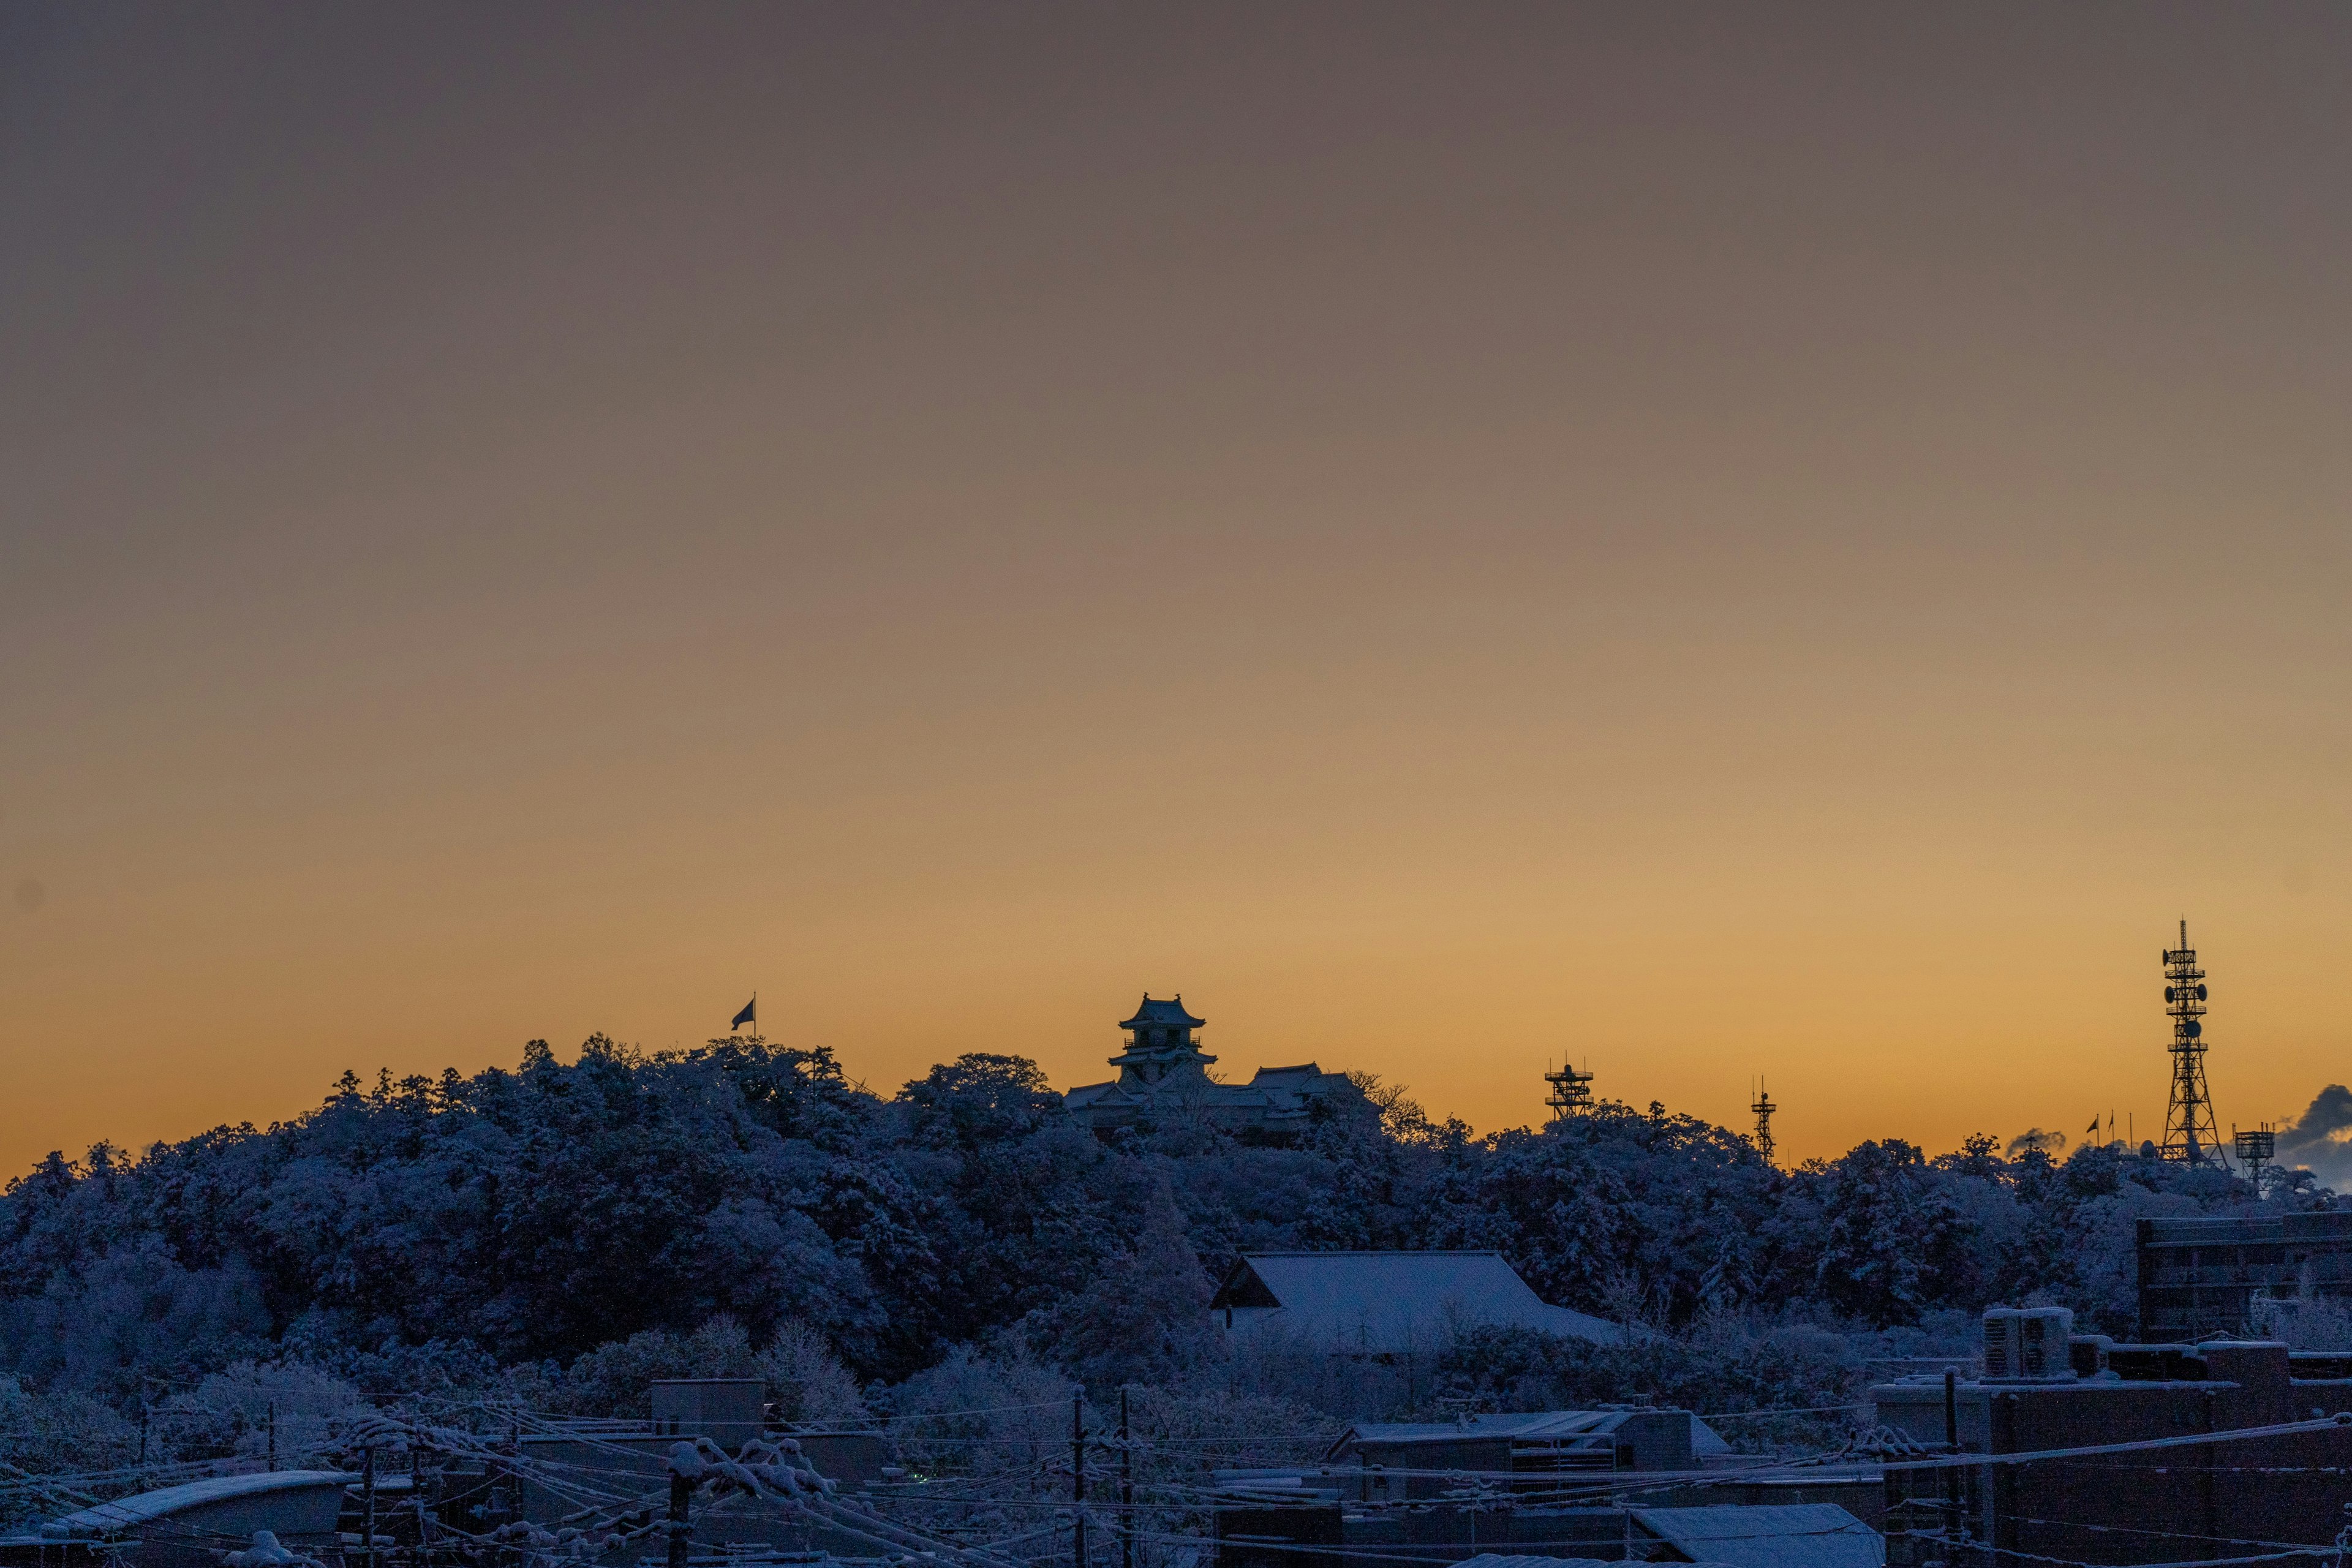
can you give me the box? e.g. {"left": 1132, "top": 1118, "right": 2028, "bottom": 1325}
{"left": 1063, "top": 994, "right": 1353, "bottom": 1138}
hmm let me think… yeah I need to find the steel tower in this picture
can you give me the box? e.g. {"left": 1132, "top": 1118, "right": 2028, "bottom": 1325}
{"left": 1751, "top": 1078, "right": 1778, "bottom": 1165}
{"left": 1544, "top": 1060, "right": 1594, "bottom": 1121}
{"left": 2234, "top": 1124, "right": 2275, "bottom": 1195}
{"left": 2160, "top": 921, "right": 2225, "bottom": 1166}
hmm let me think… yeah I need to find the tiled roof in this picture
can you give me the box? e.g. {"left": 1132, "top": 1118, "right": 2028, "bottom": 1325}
{"left": 1120, "top": 994, "right": 1206, "bottom": 1030}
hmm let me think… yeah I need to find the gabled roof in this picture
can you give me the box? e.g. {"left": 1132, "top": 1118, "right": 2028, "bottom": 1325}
{"left": 1628, "top": 1506, "right": 1882, "bottom": 1568}
{"left": 1121, "top": 994, "right": 1205, "bottom": 1030}
{"left": 1212, "top": 1251, "right": 1628, "bottom": 1350}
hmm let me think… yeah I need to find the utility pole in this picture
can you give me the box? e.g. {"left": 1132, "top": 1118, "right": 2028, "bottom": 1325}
{"left": 667, "top": 1461, "right": 693, "bottom": 1568}
{"left": 505, "top": 1420, "right": 524, "bottom": 1568}
{"left": 417, "top": 1449, "right": 439, "bottom": 1550}
{"left": 1942, "top": 1370, "right": 1959, "bottom": 1568}
{"left": 362, "top": 1446, "right": 378, "bottom": 1568}
{"left": 1071, "top": 1393, "right": 1088, "bottom": 1568}
{"left": 1119, "top": 1389, "right": 1134, "bottom": 1568}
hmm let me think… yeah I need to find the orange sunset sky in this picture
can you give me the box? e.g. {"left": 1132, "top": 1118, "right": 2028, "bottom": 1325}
{"left": 3, "top": 4, "right": 2349, "bottom": 1177}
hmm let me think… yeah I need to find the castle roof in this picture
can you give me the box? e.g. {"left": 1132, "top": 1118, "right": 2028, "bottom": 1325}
{"left": 1120, "top": 994, "right": 1205, "bottom": 1031}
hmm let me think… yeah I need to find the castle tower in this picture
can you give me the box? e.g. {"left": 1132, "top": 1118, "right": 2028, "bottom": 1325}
{"left": 1107, "top": 995, "right": 1213, "bottom": 1087}
{"left": 2160, "top": 921, "right": 2225, "bottom": 1166}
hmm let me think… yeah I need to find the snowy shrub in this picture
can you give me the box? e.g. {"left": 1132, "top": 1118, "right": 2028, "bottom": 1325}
{"left": 549, "top": 1317, "right": 765, "bottom": 1418}
{"left": 2250, "top": 1287, "right": 2352, "bottom": 1350}
{"left": 760, "top": 1319, "right": 869, "bottom": 1425}
{"left": 0, "top": 1375, "right": 139, "bottom": 1526}
{"left": 157, "top": 1360, "right": 370, "bottom": 1467}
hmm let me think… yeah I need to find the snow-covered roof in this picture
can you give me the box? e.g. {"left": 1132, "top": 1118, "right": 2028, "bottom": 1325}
{"left": 43, "top": 1471, "right": 355, "bottom": 1539}
{"left": 1336, "top": 1409, "right": 1642, "bottom": 1448}
{"left": 1213, "top": 1251, "right": 1630, "bottom": 1351}
{"left": 1629, "top": 1505, "right": 1883, "bottom": 1568}
{"left": 1460, "top": 1558, "right": 1738, "bottom": 1568}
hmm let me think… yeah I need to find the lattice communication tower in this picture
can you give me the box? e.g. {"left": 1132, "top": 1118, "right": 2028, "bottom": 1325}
{"left": 2160, "top": 921, "right": 2225, "bottom": 1166}
{"left": 1751, "top": 1078, "right": 1778, "bottom": 1165}
{"left": 1544, "top": 1060, "right": 1594, "bottom": 1121}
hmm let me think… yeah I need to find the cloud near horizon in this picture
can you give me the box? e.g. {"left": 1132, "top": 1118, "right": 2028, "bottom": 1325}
{"left": 2272, "top": 1086, "right": 2352, "bottom": 1191}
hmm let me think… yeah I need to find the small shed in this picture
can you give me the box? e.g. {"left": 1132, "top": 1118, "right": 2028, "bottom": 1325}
{"left": 28, "top": 1471, "right": 354, "bottom": 1568}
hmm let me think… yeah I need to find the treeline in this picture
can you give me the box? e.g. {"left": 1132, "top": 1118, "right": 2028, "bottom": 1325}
{"left": 0, "top": 1036, "right": 2327, "bottom": 1418}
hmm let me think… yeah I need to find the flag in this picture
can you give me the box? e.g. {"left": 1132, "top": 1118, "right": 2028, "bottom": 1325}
{"left": 732, "top": 996, "right": 756, "bottom": 1030}
{"left": 2087, "top": 1115, "right": 2102, "bottom": 1136}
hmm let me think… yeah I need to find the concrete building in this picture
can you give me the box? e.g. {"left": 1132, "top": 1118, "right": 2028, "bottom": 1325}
{"left": 1213, "top": 1499, "right": 1880, "bottom": 1568}
{"left": 1873, "top": 1310, "right": 2352, "bottom": 1567}
{"left": 1063, "top": 995, "right": 1356, "bottom": 1138}
{"left": 2137, "top": 1210, "right": 2352, "bottom": 1341}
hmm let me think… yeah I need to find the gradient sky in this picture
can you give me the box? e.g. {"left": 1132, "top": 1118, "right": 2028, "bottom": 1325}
{"left": 4, "top": 4, "right": 2350, "bottom": 1178}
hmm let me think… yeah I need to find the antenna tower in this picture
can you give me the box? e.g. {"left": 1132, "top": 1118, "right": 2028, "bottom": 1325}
{"left": 2159, "top": 921, "right": 2225, "bottom": 1166}
{"left": 1544, "top": 1060, "right": 1594, "bottom": 1121}
{"left": 1751, "top": 1078, "right": 1777, "bottom": 1165}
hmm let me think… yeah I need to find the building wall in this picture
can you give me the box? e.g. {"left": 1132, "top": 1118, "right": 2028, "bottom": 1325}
{"left": 2137, "top": 1213, "right": 2352, "bottom": 1341}
{"left": 1878, "top": 1343, "right": 2352, "bottom": 1568}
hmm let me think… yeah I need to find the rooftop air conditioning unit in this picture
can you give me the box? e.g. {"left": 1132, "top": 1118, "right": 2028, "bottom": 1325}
{"left": 2018, "top": 1306, "right": 2075, "bottom": 1380}
{"left": 1983, "top": 1308, "right": 2021, "bottom": 1381}
{"left": 1985, "top": 1305, "right": 2076, "bottom": 1382}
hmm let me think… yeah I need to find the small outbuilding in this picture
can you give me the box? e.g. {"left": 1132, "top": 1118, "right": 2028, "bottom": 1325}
{"left": 12, "top": 1471, "right": 355, "bottom": 1568}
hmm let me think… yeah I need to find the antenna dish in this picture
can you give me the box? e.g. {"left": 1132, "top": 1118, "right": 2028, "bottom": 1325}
{"left": 2185, "top": 1019, "right": 2201, "bottom": 1038}
{"left": 2164, "top": 987, "right": 2176, "bottom": 1003}
{"left": 2196, "top": 984, "right": 2208, "bottom": 1000}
